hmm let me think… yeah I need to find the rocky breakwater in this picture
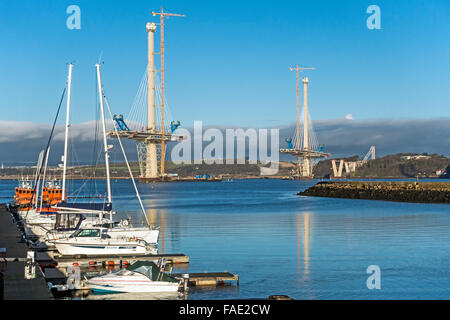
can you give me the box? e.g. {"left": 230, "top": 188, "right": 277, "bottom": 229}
{"left": 298, "top": 181, "right": 450, "bottom": 204}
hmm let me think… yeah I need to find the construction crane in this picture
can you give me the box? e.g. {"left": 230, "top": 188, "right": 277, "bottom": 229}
{"left": 363, "top": 146, "right": 376, "bottom": 161}
{"left": 151, "top": 8, "right": 186, "bottom": 176}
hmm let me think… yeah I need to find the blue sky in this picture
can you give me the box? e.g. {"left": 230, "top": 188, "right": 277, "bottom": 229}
{"left": 0, "top": 0, "right": 449, "bottom": 128}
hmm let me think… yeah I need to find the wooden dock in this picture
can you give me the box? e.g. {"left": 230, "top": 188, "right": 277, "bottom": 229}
{"left": 0, "top": 208, "right": 52, "bottom": 299}
{"left": 1, "top": 206, "right": 239, "bottom": 299}
{"left": 172, "top": 272, "right": 239, "bottom": 287}
{"left": 41, "top": 267, "right": 67, "bottom": 284}
{"left": 42, "top": 269, "right": 239, "bottom": 288}
{"left": 52, "top": 253, "right": 189, "bottom": 267}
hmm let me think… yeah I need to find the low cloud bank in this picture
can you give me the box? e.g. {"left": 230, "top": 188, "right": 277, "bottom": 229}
{"left": 0, "top": 118, "right": 448, "bottom": 166}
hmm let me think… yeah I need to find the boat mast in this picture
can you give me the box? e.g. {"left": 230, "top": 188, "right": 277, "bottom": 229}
{"left": 39, "top": 147, "right": 50, "bottom": 210}
{"left": 34, "top": 150, "right": 45, "bottom": 208}
{"left": 95, "top": 64, "right": 112, "bottom": 219}
{"left": 103, "top": 96, "right": 151, "bottom": 227}
{"left": 61, "top": 63, "right": 73, "bottom": 201}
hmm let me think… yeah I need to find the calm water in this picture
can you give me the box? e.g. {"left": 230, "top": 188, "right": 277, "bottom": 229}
{"left": 1, "top": 178, "right": 449, "bottom": 299}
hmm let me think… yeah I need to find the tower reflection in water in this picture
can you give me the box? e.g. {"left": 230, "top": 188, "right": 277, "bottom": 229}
{"left": 145, "top": 202, "right": 166, "bottom": 254}
{"left": 297, "top": 212, "right": 310, "bottom": 276}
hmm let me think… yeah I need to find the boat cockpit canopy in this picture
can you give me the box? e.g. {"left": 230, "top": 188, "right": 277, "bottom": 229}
{"left": 70, "top": 228, "right": 101, "bottom": 238}
{"left": 55, "top": 213, "right": 85, "bottom": 231}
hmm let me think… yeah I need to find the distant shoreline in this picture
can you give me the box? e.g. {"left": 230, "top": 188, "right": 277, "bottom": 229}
{"left": 1, "top": 153, "right": 448, "bottom": 180}
{"left": 0, "top": 176, "right": 448, "bottom": 181}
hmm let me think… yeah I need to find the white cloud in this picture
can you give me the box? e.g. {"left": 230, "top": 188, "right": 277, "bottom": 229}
{"left": 345, "top": 114, "right": 354, "bottom": 120}
{"left": 0, "top": 118, "right": 449, "bottom": 164}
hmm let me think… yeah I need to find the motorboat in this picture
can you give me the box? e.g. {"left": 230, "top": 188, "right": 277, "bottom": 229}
{"left": 86, "top": 261, "right": 181, "bottom": 293}
{"left": 51, "top": 227, "right": 156, "bottom": 256}
{"left": 44, "top": 213, "right": 159, "bottom": 245}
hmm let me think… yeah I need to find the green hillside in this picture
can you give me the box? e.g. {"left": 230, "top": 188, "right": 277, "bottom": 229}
{"left": 313, "top": 153, "right": 449, "bottom": 179}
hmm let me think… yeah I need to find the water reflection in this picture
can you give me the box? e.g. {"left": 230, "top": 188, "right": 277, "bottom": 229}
{"left": 303, "top": 212, "right": 310, "bottom": 276}
{"left": 297, "top": 212, "right": 311, "bottom": 276}
{"left": 87, "top": 291, "right": 184, "bottom": 300}
{"left": 161, "top": 209, "right": 166, "bottom": 254}
{"left": 4, "top": 178, "right": 449, "bottom": 299}
{"left": 147, "top": 208, "right": 157, "bottom": 225}
{"left": 145, "top": 201, "right": 166, "bottom": 253}
{"left": 297, "top": 215, "right": 301, "bottom": 273}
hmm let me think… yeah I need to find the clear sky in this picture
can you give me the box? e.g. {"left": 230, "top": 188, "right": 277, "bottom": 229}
{"left": 1, "top": 0, "right": 449, "bottom": 128}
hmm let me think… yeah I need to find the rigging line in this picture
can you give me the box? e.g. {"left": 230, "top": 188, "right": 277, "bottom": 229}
{"left": 103, "top": 95, "right": 150, "bottom": 227}
{"left": 73, "top": 177, "right": 88, "bottom": 200}
{"left": 130, "top": 69, "right": 145, "bottom": 119}
{"left": 134, "top": 80, "right": 144, "bottom": 128}
{"left": 136, "top": 72, "right": 147, "bottom": 126}
{"left": 140, "top": 70, "right": 148, "bottom": 127}
{"left": 26, "top": 86, "right": 66, "bottom": 219}
{"left": 90, "top": 71, "right": 101, "bottom": 197}
{"left": 128, "top": 68, "right": 148, "bottom": 128}
{"left": 69, "top": 131, "right": 82, "bottom": 198}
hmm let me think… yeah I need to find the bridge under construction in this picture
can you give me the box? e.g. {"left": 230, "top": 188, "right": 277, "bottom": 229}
{"left": 280, "top": 65, "right": 330, "bottom": 178}
{"left": 107, "top": 8, "right": 184, "bottom": 182}
{"left": 331, "top": 146, "right": 376, "bottom": 178}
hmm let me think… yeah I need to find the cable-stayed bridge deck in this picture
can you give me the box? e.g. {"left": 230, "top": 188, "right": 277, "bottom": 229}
{"left": 107, "top": 130, "right": 183, "bottom": 143}
{"left": 280, "top": 148, "right": 330, "bottom": 158}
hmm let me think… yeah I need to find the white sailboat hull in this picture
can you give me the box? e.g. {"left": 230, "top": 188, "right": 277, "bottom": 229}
{"left": 24, "top": 223, "right": 53, "bottom": 237}
{"left": 23, "top": 215, "right": 56, "bottom": 237}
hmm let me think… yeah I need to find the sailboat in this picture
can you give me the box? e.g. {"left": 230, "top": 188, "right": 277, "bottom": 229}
{"left": 50, "top": 63, "right": 159, "bottom": 256}
{"left": 20, "top": 164, "right": 64, "bottom": 238}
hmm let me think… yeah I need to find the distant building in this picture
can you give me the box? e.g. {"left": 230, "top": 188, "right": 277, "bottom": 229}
{"left": 400, "top": 155, "right": 431, "bottom": 160}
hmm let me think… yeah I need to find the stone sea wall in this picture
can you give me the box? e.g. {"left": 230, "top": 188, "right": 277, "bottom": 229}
{"left": 298, "top": 181, "right": 450, "bottom": 204}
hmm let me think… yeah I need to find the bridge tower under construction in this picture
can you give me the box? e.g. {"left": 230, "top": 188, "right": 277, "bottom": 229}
{"left": 108, "top": 8, "right": 184, "bottom": 181}
{"left": 280, "top": 65, "right": 330, "bottom": 178}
